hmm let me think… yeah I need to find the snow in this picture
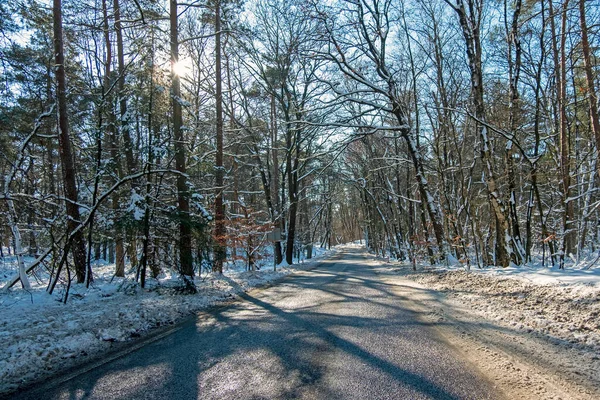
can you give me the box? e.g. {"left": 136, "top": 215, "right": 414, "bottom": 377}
{"left": 362, "top": 247, "right": 600, "bottom": 398}
{"left": 126, "top": 191, "right": 146, "bottom": 221}
{"left": 474, "top": 263, "right": 600, "bottom": 286}
{"left": 389, "top": 259, "right": 600, "bottom": 357}
{"left": 191, "top": 196, "right": 212, "bottom": 220}
{"left": 0, "top": 247, "right": 335, "bottom": 396}
{"left": 5, "top": 243, "right": 595, "bottom": 396}
{"left": 446, "top": 252, "right": 459, "bottom": 266}
{"left": 174, "top": 96, "right": 191, "bottom": 107}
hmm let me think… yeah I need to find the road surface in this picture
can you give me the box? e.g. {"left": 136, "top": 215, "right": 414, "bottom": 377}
{"left": 15, "top": 249, "right": 501, "bottom": 399}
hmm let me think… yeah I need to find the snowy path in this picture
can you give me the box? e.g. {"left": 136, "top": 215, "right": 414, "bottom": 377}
{"left": 10, "top": 249, "right": 500, "bottom": 400}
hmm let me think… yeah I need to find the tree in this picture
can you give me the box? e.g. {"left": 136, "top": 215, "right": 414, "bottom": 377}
{"left": 579, "top": 0, "right": 600, "bottom": 177}
{"left": 171, "top": 0, "right": 194, "bottom": 276}
{"left": 548, "top": 0, "right": 575, "bottom": 267}
{"left": 53, "top": 0, "right": 88, "bottom": 283}
{"left": 445, "top": 0, "right": 514, "bottom": 267}
{"left": 314, "top": 0, "right": 448, "bottom": 261}
{"left": 213, "top": 0, "right": 226, "bottom": 273}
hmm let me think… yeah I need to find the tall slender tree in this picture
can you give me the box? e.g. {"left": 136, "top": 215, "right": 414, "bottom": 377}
{"left": 213, "top": 0, "right": 226, "bottom": 273}
{"left": 171, "top": 0, "right": 194, "bottom": 276}
{"left": 445, "top": 0, "right": 514, "bottom": 267}
{"left": 579, "top": 0, "right": 600, "bottom": 176}
{"left": 53, "top": 0, "right": 88, "bottom": 282}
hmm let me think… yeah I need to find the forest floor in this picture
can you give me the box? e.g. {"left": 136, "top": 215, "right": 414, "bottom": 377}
{"left": 375, "top": 255, "right": 600, "bottom": 399}
{"left": 0, "top": 247, "right": 333, "bottom": 396}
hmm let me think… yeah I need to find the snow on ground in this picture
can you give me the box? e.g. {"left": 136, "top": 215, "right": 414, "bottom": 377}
{"left": 0, "top": 246, "right": 333, "bottom": 396}
{"left": 407, "top": 269, "right": 600, "bottom": 351}
{"left": 468, "top": 261, "right": 600, "bottom": 286}
{"left": 386, "top": 258, "right": 600, "bottom": 356}
{"left": 365, "top": 251, "right": 600, "bottom": 399}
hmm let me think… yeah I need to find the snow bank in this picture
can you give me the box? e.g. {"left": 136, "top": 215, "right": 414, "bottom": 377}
{"left": 402, "top": 267, "right": 600, "bottom": 353}
{"left": 473, "top": 263, "right": 600, "bottom": 286}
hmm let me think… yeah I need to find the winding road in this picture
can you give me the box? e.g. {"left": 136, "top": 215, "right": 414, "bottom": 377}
{"left": 15, "top": 249, "right": 501, "bottom": 399}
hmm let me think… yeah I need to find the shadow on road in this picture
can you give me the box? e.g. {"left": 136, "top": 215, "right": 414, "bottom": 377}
{"left": 14, "top": 249, "right": 500, "bottom": 400}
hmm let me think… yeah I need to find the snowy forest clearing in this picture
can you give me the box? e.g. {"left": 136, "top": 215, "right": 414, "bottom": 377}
{"left": 374, "top": 258, "right": 600, "bottom": 399}
{"left": 0, "top": 247, "right": 333, "bottom": 396}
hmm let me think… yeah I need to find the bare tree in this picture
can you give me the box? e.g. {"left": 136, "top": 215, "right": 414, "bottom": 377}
{"left": 444, "top": 0, "right": 514, "bottom": 267}
{"left": 314, "top": 0, "right": 448, "bottom": 260}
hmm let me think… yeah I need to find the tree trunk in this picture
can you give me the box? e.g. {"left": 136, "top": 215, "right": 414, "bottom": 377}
{"left": 505, "top": 0, "right": 524, "bottom": 264}
{"left": 113, "top": 0, "right": 136, "bottom": 174}
{"left": 114, "top": 0, "right": 139, "bottom": 272}
{"left": 140, "top": 28, "right": 157, "bottom": 288}
{"left": 213, "top": 0, "right": 226, "bottom": 273}
{"left": 45, "top": 66, "right": 57, "bottom": 196}
{"left": 549, "top": 0, "right": 574, "bottom": 266}
{"left": 525, "top": 0, "right": 547, "bottom": 263}
{"left": 579, "top": 0, "right": 600, "bottom": 178}
{"left": 53, "top": 0, "right": 88, "bottom": 282}
{"left": 450, "top": 0, "right": 513, "bottom": 267}
{"left": 100, "top": 0, "right": 125, "bottom": 278}
{"left": 285, "top": 123, "right": 298, "bottom": 265}
{"left": 270, "top": 92, "right": 283, "bottom": 264}
{"left": 171, "top": 0, "right": 193, "bottom": 276}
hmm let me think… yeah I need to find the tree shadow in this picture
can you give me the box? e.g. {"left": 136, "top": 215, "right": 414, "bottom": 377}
{"left": 11, "top": 248, "right": 500, "bottom": 400}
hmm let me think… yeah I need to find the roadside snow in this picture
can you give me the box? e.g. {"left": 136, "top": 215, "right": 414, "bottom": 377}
{"left": 470, "top": 262, "right": 600, "bottom": 286}
{"left": 401, "top": 267, "right": 600, "bottom": 353}
{"left": 0, "top": 247, "right": 334, "bottom": 396}
{"left": 368, "top": 253, "right": 600, "bottom": 399}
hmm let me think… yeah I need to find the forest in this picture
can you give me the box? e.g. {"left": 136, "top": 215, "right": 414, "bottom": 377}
{"left": 1, "top": 0, "right": 600, "bottom": 293}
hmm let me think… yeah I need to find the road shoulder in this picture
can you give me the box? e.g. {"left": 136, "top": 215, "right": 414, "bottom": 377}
{"left": 372, "top": 261, "right": 600, "bottom": 400}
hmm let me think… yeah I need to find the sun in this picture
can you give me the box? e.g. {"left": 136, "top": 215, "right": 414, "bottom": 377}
{"left": 172, "top": 59, "right": 193, "bottom": 78}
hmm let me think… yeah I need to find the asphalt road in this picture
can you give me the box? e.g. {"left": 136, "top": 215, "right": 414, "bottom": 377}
{"left": 16, "top": 249, "right": 501, "bottom": 399}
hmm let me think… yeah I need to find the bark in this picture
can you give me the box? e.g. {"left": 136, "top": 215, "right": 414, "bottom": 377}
{"left": 225, "top": 46, "right": 239, "bottom": 263}
{"left": 549, "top": 0, "right": 574, "bottom": 266}
{"left": 579, "top": 0, "right": 600, "bottom": 177}
{"left": 525, "top": 0, "right": 545, "bottom": 263}
{"left": 285, "top": 123, "right": 298, "bottom": 265}
{"left": 114, "top": 0, "right": 139, "bottom": 272}
{"left": 45, "top": 66, "right": 56, "bottom": 196}
{"left": 396, "top": 121, "right": 446, "bottom": 261}
{"left": 213, "top": 0, "right": 226, "bottom": 273}
{"left": 53, "top": 0, "right": 88, "bottom": 282}
{"left": 113, "top": 0, "right": 136, "bottom": 174}
{"left": 449, "top": 0, "right": 513, "bottom": 267}
{"left": 171, "top": 0, "right": 193, "bottom": 276}
{"left": 505, "top": 0, "right": 524, "bottom": 264}
{"left": 101, "top": 0, "right": 125, "bottom": 278}
{"left": 108, "top": 241, "right": 115, "bottom": 263}
{"left": 140, "top": 62, "right": 155, "bottom": 287}
{"left": 86, "top": 0, "right": 108, "bottom": 282}
{"left": 270, "top": 92, "right": 283, "bottom": 264}
{"left": 401, "top": 5, "right": 441, "bottom": 261}
{"left": 525, "top": 1, "right": 557, "bottom": 266}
